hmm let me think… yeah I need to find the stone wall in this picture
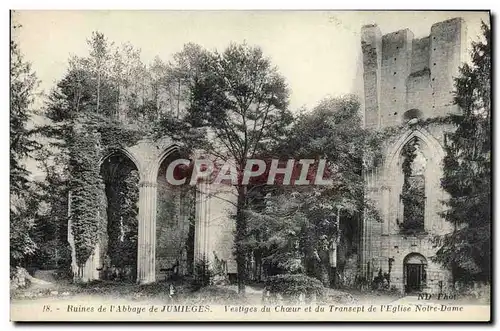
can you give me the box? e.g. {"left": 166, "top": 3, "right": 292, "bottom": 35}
{"left": 361, "top": 125, "right": 455, "bottom": 293}
{"left": 361, "top": 18, "right": 466, "bottom": 129}
{"left": 361, "top": 24, "right": 382, "bottom": 129}
{"left": 360, "top": 18, "right": 467, "bottom": 294}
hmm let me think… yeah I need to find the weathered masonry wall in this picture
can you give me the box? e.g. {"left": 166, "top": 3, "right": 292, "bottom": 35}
{"left": 70, "top": 138, "right": 236, "bottom": 284}
{"left": 360, "top": 18, "right": 467, "bottom": 294}
{"left": 361, "top": 18, "right": 467, "bottom": 129}
{"left": 361, "top": 124, "right": 455, "bottom": 294}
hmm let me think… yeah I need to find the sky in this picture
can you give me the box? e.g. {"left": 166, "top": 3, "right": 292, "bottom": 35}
{"left": 13, "top": 10, "right": 489, "bottom": 112}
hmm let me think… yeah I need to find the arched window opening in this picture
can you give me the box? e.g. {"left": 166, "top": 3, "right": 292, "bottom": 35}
{"left": 399, "top": 137, "right": 426, "bottom": 234}
{"left": 403, "top": 108, "right": 423, "bottom": 123}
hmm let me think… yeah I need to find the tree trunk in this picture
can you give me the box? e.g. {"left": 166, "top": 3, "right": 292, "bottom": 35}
{"left": 235, "top": 185, "right": 247, "bottom": 295}
{"left": 254, "top": 250, "right": 262, "bottom": 282}
{"left": 318, "top": 250, "right": 330, "bottom": 287}
{"left": 177, "top": 78, "right": 181, "bottom": 118}
{"left": 96, "top": 71, "right": 101, "bottom": 113}
{"left": 116, "top": 81, "right": 120, "bottom": 119}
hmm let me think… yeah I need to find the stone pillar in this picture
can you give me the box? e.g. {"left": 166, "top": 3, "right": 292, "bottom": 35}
{"left": 382, "top": 185, "right": 391, "bottom": 235}
{"left": 137, "top": 180, "right": 157, "bottom": 284}
{"left": 194, "top": 180, "right": 210, "bottom": 263}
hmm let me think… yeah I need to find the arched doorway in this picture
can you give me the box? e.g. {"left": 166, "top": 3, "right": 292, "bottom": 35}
{"left": 100, "top": 151, "right": 140, "bottom": 282}
{"left": 404, "top": 253, "right": 427, "bottom": 293}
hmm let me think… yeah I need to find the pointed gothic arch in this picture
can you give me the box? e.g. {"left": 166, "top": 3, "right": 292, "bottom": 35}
{"left": 144, "top": 143, "right": 182, "bottom": 183}
{"left": 383, "top": 127, "right": 446, "bottom": 234}
{"left": 99, "top": 148, "right": 142, "bottom": 178}
{"left": 385, "top": 127, "right": 445, "bottom": 171}
{"left": 99, "top": 150, "right": 141, "bottom": 282}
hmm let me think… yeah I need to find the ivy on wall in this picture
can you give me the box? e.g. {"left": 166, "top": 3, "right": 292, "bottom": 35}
{"left": 69, "top": 113, "right": 142, "bottom": 268}
{"left": 363, "top": 116, "right": 453, "bottom": 172}
{"left": 69, "top": 117, "right": 106, "bottom": 267}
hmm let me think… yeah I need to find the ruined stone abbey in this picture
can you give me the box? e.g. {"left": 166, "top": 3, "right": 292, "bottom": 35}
{"left": 69, "top": 17, "right": 467, "bottom": 295}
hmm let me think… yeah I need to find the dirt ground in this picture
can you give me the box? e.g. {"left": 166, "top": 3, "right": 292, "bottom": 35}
{"left": 10, "top": 279, "right": 401, "bottom": 306}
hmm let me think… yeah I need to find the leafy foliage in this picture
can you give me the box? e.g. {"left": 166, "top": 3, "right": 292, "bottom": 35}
{"left": 192, "top": 255, "right": 212, "bottom": 290}
{"left": 10, "top": 38, "right": 40, "bottom": 193}
{"left": 40, "top": 32, "right": 145, "bottom": 269}
{"left": 157, "top": 42, "right": 293, "bottom": 293}
{"left": 68, "top": 119, "right": 106, "bottom": 265}
{"left": 10, "top": 28, "right": 41, "bottom": 265}
{"left": 30, "top": 158, "right": 71, "bottom": 270}
{"left": 10, "top": 187, "right": 39, "bottom": 264}
{"left": 245, "top": 95, "right": 377, "bottom": 286}
{"left": 105, "top": 168, "right": 139, "bottom": 270}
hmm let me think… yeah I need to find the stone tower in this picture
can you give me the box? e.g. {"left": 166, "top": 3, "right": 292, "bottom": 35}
{"left": 359, "top": 18, "right": 467, "bottom": 294}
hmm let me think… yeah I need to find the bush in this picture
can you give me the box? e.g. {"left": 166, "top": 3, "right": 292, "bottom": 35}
{"left": 452, "top": 282, "right": 491, "bottom": 304}
{"left": 264, "top": 273, "right": 325, "bottom": 303}
{"left": 191, "top": 286, "right": 245, "bottom": 304}
{"left": 371, "top": 268, "right": 390, "bottom": 290}
{"left": 10, "top": 266, "right": 31, "bottom": 290}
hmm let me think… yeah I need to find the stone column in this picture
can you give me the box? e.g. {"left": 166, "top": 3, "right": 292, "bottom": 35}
{"left": 382, "top": 185, "right": 391, "bottom": 235}
{"left": 194, "top": 180, "right": 210, "bottom": 263}
{"left": 137, "top": 181, "right": 157, "bottom": 284}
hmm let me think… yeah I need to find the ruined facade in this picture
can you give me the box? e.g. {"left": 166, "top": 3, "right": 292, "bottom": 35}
{"left": 359, "top": 18, "right": 467, "bottom": 293}
{"left": 68, "top": 139, "right": 237, "bottom": 284}
{"left": 69, "top": 17, "right": 469, "bottom": 291}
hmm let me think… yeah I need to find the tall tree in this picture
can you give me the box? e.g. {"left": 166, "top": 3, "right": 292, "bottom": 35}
{"left": 167, "top": 43, "right": 206, "bottom": 118}
{"left": 87, "top": 32, "right": 112, "bottom": 113}
{"left": 149, "top": 56, "right": 168, "bottom": 116}
{"left": 10, "top": 32, "right": 40, "bottom": 194}
{"left": 10, "top": 26, "right": 41, "bottom": 265}
{"left": 30, "top": 153, "right": 71, "bottom": 269}
{"left": 434, "top": 22, "right": 491, "bottom": 283}
{"left": 247, "top": 95, "right": 370, "bottom": 286}
{"left": 158, "top": 43, "right": 293, "bottom": 294}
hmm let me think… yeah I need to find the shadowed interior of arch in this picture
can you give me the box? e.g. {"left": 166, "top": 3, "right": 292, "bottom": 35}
{"left": 156, "top": 151, "right": 196, "bottom": 281}
{"left": 99, "top": 151, "right": 140, "bottom": 282}
{"left": 398, "top": 137, "right": 426, "bottom": 234}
